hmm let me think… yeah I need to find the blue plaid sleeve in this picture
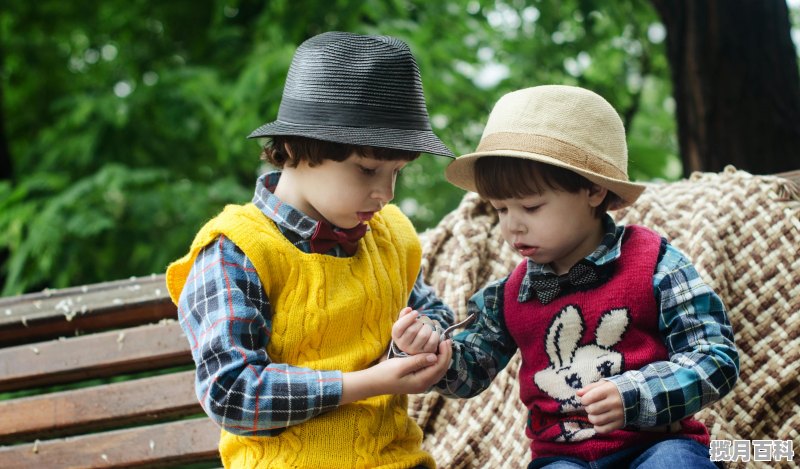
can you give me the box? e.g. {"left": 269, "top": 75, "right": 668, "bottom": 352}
{"left": 606, "top": 241, "right": 739, "bottom": 428}
{"left": 407, "top": 273, "right": 455, "bottom": 331}
{"left": 176, "top": 235, "right": 343, "bottom": 436}
{"left": 433, "top": 277, "right": 519, "bottom": 398}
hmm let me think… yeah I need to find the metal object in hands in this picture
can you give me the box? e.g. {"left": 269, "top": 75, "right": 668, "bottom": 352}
{"left": 441, "top": 312, "right": 477, "bottom": 339}
{"left": 387, "top": 312, "right": 478, "bottom": 359}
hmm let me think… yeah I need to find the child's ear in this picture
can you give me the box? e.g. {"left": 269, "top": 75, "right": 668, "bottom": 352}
{"left": 587, "top": 184, "right": 608, "bottom": 207}
{"left": 282, "top": 142, "right": 294, "bottom": 158}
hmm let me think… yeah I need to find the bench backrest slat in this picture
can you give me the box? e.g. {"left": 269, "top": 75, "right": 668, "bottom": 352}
{"left": 0, "top": 275, "right": 174, "bottom": 347}
{"left": 0, "top": 370, "right": 198, "bottom": 443}
{"left": 0, "top": 418, "right": 220, "bottom": 469}
{"left": 0, "top": 321, "right": 191, "bottom": 393}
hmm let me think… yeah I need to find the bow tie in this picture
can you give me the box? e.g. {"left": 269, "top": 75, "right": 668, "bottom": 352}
{"left": 528, "top": 261, "right": 608, "bottom": 305}
{"left": 309, "top": 220, "right": 368, "bottom": 255}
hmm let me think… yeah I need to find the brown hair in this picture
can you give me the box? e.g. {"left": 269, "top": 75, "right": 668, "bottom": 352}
{"left": 261, "top": 136, "right": 420, "bottom": 168}
{"left": 474, "top": 157, "right": 620, "bottom": 217}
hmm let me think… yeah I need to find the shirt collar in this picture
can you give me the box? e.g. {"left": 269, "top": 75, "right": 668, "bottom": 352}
{"left": 252, "top": 171, "right": 319, "bottom": 239}
{"left": 518, "top": 214, "right": 625, "bottom": 303}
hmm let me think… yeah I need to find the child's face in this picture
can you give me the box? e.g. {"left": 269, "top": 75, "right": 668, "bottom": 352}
{"left": 488, "top": 186, "right": 606, "bottom": 275}
{"left": 279, "top": 153, "right": 408, "bottom": 229}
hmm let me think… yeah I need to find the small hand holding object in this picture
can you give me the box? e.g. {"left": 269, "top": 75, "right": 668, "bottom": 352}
{"left": 389, "top": 308, "right": 477, "bottom": 359}
{"left": 577, "top": 380, "right": 625, "bottom": 434}
{"left": 341, "top": 339, "right": 453, "bottom": 404}
{"left": 381, "top": 338, "right": 452, "bottom": 394}
{"left": 391, "top": 307, "right": 440, "bottom": 355}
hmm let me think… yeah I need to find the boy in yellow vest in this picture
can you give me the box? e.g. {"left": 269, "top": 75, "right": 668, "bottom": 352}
{"left": 166, "top": 32, "right": 455, "bottom": 469}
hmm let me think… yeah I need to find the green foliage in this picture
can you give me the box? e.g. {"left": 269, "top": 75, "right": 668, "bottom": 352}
{"left": 1, "top": 0, "right": 676, "bottom": 294}
{"left": 0, "top": 165, "right": 249, "bottom": 294}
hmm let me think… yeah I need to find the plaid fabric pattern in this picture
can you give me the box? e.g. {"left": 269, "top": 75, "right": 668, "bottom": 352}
{"left": 253, "top": 171, "right": 345, "bottom": 256}
{"left": 177, "top": 171, "right": 452, "bottom": 435}
{"left": 609, "top": 245, "right": 739, "bottom": 427}
{"left": 435, "top": 216, "right": 739, "bottom": 428}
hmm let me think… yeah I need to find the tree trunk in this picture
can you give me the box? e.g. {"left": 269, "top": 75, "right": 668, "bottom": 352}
{"left": 651, "top": 0, "right": 800, "bottom": 176}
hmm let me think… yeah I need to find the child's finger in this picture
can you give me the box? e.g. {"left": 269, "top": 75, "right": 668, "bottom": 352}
{"left": 578, "top": 381, "right": 613, "bottom": 407}
{"left": 439, "top": 339, "right": 452, "bottom": 363}
{"left": 398, "top": 306, "right": 414, "bottom": 318}
{"left": 423, "top": 327, "right": 441, "bottom": 352}
{"left": 400, "top": 319, "right": 423, "bottom": 341}
{"left": 409, "top": 339, "right": 452, "bottom": 385}
{"left": 576, "top": 380, "right": 603, "bottom": 397}
{"left": 586, "top": 401, "right": 613, "bottom": 420}
{"left": 578, "top": 390, "right": 600, "bottom": 407}
{"left": 391, "top": 310, "right": 419, "bottom": 337}
{"left": 396, "top": 353, "right": 438, "bottom": 375}
{"left": 593, "top": 421, "right": 622, "bottom": 434}
{"left": 409, "top": 325, "right": 433, "bottom": 351}
{"left": 584, "top": 398, "right": 609, "bottom": 416}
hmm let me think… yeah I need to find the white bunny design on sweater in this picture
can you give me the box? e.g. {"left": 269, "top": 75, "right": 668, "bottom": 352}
{"left": 534, "top": 305, "right": 630, "bottom": 442}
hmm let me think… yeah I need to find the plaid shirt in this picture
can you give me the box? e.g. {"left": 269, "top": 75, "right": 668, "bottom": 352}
{"left": 434, "top": 215, "right": 740, "bottom": 428}
{"left": 177, "top": 171, "right": 453, "bottom": 436}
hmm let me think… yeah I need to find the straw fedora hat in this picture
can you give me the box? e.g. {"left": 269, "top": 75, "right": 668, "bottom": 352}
{"left": 445, "top": 85, "right": 646, "bottom": 208}
{"left": 248, "top": 31, "right": 453, "bottom": 158}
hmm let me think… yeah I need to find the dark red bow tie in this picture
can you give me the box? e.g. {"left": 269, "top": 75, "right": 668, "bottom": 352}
{"left": 309, "top": 220, "right": 368, "bottom": 255}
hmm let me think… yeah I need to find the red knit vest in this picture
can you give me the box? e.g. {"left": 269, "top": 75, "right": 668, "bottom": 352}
{"left": 503, "top": 225, "right": 708, "bottom": 461}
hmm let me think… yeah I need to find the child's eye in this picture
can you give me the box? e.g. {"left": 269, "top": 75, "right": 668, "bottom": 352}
{"left": 524, "top": 205, "right": 541, "bottom": 212}
{"left": 494, "top": 207, "right": 508, "bottom": 214}
{"left": 359, "top": 166, "right": 377, "bottom": 175}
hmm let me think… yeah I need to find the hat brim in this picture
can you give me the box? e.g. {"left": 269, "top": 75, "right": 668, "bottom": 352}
{"left": 248, "top": 120, "right": 454, "bottom": 158}
{"left": 445, "top": 150, "right": 647, "bottom": 210}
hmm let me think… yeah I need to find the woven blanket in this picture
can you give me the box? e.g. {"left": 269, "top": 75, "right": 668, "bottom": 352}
{"left": 411, "top": 167, "right": 800, "bottom": 469}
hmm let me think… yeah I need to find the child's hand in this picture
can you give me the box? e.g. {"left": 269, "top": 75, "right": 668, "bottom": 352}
{"left": 391, "top": 307, "right": 441, "bottom": 355}
{"left": 382, "top": 338, "right": 452, "bottom": 394}
{"left": 577, "top": 380, "right": 624, "bottom": 434}
{"left": 341, "top": 339, "right": 452, "bottom": 404}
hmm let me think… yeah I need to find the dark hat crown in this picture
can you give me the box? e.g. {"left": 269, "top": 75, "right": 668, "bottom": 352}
{"left": 248, "top": 31, "right": 453, "bottom": 157}
{"left": 277, "top": 32, "right": 431, "bottom": 131}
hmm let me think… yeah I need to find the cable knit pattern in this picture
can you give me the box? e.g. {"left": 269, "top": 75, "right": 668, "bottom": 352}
{"left": 167, "top": 203, "right": 433, "bottom": 469}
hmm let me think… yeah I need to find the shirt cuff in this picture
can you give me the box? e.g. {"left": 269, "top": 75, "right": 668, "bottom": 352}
{"left": 605, "top": 373, "right": 642, "bottom": 427}
{"left": 387, "top": 339, "right": 408, "bottom": 358}
{"left": 319, "top": 369, "right": 345, "bottom": 409}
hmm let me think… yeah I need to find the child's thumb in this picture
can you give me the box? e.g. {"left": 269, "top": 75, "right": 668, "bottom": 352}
{"left": 399, "top": 353, "right": 437, "bottom": 374}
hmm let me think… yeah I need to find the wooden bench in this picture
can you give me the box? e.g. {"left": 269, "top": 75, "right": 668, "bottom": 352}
{"left": 0, "top": 275, "right": 219, "bottom": 468}
{"left": 1, "top": 170, "right": 797, "bottom": 469}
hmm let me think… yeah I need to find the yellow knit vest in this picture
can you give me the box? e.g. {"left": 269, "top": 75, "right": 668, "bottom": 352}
{"left": 166, "top": 203, "right": 435, "bottom": 469}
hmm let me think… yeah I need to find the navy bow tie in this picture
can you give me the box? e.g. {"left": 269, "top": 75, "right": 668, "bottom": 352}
{"left": 309, "top": 220, "right": 368, "bottom": 255}
{"left": 528, "top": 261, "right": 608, "bottom": 304}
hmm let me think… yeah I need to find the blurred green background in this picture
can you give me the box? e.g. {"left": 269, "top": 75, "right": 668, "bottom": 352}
{"left": 1, "top": 0, "right": 798, "bottom": 295}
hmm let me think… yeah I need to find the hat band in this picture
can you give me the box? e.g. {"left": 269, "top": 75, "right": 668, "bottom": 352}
{"left": 277, "top": 97, "right": 431, "bottom": 131}
{"left": 476, "top": 132, "right": 628, "bottom": 181}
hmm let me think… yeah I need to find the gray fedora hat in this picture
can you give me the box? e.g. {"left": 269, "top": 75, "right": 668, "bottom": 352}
{"left": 248, "top": 31, "right": 454, "bottom": 158}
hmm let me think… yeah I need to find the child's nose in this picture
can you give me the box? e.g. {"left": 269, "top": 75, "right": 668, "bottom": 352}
{"left": 506, "top": 214, "right": 527, "bottom": 234}
{"left": 372, "top": 175, "right": 395, "bottom": 203}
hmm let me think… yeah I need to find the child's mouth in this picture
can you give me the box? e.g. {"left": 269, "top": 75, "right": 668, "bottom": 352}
{"left": 513, "top": 243, "right": 538, "bottom": 257}
{"left": 357, "top": 211, "right": 375, "bottom": 221}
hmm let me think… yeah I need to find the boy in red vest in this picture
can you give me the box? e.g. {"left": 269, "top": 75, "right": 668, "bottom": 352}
{"left": 392, "top": 85, "right": 738, "bottom": 468}
{"left": 166, "top": 32, "right": 454, "bottom": 469}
